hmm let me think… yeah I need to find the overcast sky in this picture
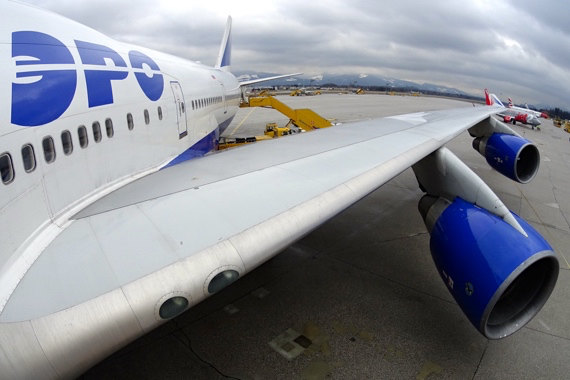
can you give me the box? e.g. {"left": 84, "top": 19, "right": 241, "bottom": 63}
{"left": 24, "top": 0, "right": 570, "bottom": 109}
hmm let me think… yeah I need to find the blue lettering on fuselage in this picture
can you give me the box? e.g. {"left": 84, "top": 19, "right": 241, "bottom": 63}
{"left": 11, "top": 31, "right": 164, "bottom": 127}
{"left": 12, "top": 31, "right": 77, "bottom": 127}
{"left": 129, "top": 51, "right": 164, "bottom": 102}
{"left": 76, "top": 40, "right": 129, "bottom": 108}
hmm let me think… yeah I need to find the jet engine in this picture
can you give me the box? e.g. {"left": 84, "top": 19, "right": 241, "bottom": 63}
{"left": 413, "top": 147, "right": 559, "bottom": 339}
{"left": 419, "top": 195, "right": 559, "bottom": 339}
{"left": 472, "top": 133, "right": 539, "bottom": 183}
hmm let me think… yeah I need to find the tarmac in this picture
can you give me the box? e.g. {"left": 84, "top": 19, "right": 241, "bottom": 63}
{"left": 82, "top": 94, "right": 570, "bottom": 379}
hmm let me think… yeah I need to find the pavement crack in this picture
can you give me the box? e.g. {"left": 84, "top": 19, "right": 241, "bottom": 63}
{"left": 471, "top": 340, "right": 488, "bottom": 380}
{"left": 172, "top": 321, "right": 242, "bottom": 380}
{"left": 326, "top": 251, "right": 452, "bottom": 306}
{"left": 552, "top": 188, "right": 570, "bottom": 231}
{"left": 524, "top": 326, "right": 570, "bottom": 342}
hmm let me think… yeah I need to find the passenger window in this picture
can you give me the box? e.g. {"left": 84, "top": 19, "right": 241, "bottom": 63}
{"left": 105, "top": 118, "right": 114, "bottom": 138}
{"left": 78, "top": 125, "right": 89, "bottom": 148}
{"left": 144, "top": 109, "right": 150, "bottom": 125}
{"left": 42, "top": 136, "right": 56, "bottom": 163}
{"left": 191, "top": 100, "right": 195, "bottom": 110}
{"left": 92, "top": 121, "right": 102, "bottom": 143}
{"left": 0, "top": 152, "right": 15, "bottom": 184}
{"left": 127, "top": 113, "right": 134, "bottom": 130}
{"left": 158, "top": 106, "right": 163, "bottom": 121}
{"left": 21, "top": 144, "right": 36, "bottom": 173}
{"left": 61, "top": 130, "right": 73, "bottom": 155}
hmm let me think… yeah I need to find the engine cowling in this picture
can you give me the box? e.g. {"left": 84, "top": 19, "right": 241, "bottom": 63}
{"left": 515, "top": 113, "right": 528, "bottom": 124}
{"left": 472, "top": 133, "right": 539, "bottom": 183}
{"left": 419, "top": 196, "right": 559, "bottom": 339}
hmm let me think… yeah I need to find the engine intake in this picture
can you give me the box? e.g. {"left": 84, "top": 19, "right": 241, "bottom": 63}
{"left": 419, "top": 195, "right": 559, "bottom": 339}
{"left": 472, "top": 133, "right": 539, "bottom": 183}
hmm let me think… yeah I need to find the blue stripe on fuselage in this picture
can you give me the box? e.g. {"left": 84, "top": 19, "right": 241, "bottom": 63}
{"left": 163, "top": 115, "right": 236, "bottom": 169}
{"left": 163, "top": 129, "right": 218, "bottom": 169}
{"left": 217, "top": 114, "right": 235, "bottom": 135}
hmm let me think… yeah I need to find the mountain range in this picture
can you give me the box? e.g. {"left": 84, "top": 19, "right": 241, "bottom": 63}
{"left": 235, "top": 72, "right": 472, "bottom": 97}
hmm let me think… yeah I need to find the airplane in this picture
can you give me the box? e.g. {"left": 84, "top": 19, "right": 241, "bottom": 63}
{"left": 508, "top": 97, "right": 549, "bottom": 119}
{"left": 0, "top": 2, "right": 560, "bottom": 378}
{"left": 484, "top": 89, "right": 541, "bottom": 129}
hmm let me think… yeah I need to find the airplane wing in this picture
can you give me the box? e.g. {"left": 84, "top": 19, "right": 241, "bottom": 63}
{"left": 2, "top": 105, "right": 495, "bottom": 325}
{"left": 239, "top": 72, "right": 303, "bottom": 87}
{"left": 2, "top": 103, "right": 558, "bottom": 378}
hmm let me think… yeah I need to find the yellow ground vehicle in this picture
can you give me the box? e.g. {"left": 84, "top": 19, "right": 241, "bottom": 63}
{"left": 554, "top": 118, "right": 562, "bottom": 128}
{"left": 264, "top": 123, "right": 293, "bottom": 138}
{"left": 241, "top": 94, "right": 332, "bottom": 131}
{"left": 218, "top": 94, "right": 332, "bottom": 149}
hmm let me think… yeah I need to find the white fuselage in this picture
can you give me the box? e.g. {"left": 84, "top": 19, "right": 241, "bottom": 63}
{"left": 508, "top": 104, "right": 542, "bottom": 118}
{"left": 0, "top": 1, "right": 241, "bottom": 305}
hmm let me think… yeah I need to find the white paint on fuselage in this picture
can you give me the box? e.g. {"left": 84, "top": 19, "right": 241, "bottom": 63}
{"left": 0, "top": 0, "right": 240, "bottom": 311}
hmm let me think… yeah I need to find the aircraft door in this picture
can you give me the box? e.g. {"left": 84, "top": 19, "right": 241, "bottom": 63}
{"left": 170, "top": 81, "right": 188, "bottom": 138}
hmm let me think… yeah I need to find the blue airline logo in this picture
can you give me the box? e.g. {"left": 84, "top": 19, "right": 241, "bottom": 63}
{"left": 12, "top": 31, "right": 164, "bottom": 127}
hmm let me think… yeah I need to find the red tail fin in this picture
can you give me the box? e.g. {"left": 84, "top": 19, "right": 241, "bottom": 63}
{"left": 484, "top": 89, "right": 492, "bottom": 105}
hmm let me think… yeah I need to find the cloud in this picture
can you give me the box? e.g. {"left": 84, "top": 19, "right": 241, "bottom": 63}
{"left": 23, "top": 0, "right": 570, "bottom": 108}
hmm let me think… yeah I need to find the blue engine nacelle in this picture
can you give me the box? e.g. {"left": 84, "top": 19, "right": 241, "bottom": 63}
{"left": 419, "top": 196, "right": 559, "bottom": 339}
{"left": 472, "top": 133, "right": 540, "bottom": 183}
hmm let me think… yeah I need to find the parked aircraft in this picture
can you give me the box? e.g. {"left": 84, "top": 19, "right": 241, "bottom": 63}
{"left": 485, "top": 90, "right": 541, "bottom": 128}
{"left": 0, "top": 2, "right": 559, "bottom": 378}
{"left": 508, "top": 98, "right": 549, "bottom": 119}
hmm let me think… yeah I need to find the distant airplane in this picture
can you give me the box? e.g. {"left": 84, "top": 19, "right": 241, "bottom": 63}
{"left": 508, "top": 98, "right": 549, "bottom": 119}
{"left": 485, "top": 90, "right": 541, "bottom": 128}
{"left": 0, "top": 2, "right": 559, "bottom": 378}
